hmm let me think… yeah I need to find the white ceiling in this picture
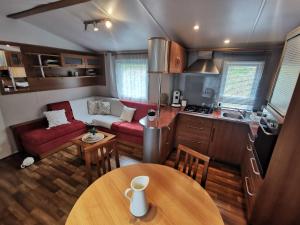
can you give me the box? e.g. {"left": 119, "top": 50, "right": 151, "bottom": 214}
{"left": 0, "top": 0, "right": 299, "bottom": 51}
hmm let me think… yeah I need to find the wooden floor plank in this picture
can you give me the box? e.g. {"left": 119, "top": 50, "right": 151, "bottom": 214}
{"left": 0, "top": 147, "right": 247, "bottom": 225}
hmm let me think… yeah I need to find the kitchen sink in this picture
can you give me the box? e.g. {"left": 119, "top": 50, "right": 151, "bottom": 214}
{"left": 222, "top": 112, "right": 244, "bottom": 120}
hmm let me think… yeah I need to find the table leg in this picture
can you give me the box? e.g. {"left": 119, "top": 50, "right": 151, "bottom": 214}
{"left": 84, "top": 150, "right": 92, "bottom": 185}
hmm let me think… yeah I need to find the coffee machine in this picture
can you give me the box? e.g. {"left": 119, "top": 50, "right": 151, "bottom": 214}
{"left": 171, "top": 90, "right": 181, "bottom": 107}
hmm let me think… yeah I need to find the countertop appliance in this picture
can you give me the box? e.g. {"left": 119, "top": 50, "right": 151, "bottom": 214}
{"left": 253, "top": 117, "right": 280, "bottom": 177}
{"left": 184, "top": 104, "right": 213, "bottom": 114}
{"left": 171, "top": 90, "right": 181, "bottom": 107}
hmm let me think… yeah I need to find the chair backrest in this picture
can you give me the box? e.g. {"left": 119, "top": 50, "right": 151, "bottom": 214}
{"left": 86, "top": 139, "right": 120, "bottom": 178}
{"left": 174, "top": 144, "right": 210, "bottom": 188}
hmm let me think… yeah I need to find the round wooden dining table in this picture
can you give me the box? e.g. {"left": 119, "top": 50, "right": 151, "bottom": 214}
{"left": 66, "top": 164, "right": 224, "bottom": 225}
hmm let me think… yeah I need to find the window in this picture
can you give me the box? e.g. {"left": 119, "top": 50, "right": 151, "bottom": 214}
{"left": 269, "top": 35, "right": 300, "bottom": 116}
{"left": 115, "top": 54, "right": 148, "bottom": 102}
{"left": 219, "top": 61, "right": 264, "bottom": 109}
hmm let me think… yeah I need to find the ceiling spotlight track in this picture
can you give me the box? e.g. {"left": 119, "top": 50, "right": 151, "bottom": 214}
{"left": 84, "top": 18, "right": 112, "bottom": 31}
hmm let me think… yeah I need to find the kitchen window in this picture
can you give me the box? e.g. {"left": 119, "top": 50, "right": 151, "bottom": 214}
{"left": 219, "top": 61, "right": 264, "bottom": 109}
{"left": 115, "top": 54, "right": 148, "bottom": 102}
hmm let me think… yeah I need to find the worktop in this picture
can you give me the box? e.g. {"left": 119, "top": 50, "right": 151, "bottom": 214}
{"left": 139, "top": 106, "right": 181, "bottom": 129}
{"left": 179, "top": 110, "right": 259, "bottom": 137}
{"left": 140, "top": 105, "right": 259, "bottom": 164}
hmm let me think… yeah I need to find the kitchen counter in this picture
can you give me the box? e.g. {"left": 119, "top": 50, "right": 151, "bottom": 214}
{"left": 179, "top": 110, "right": 259, "bottom": 137}
{"left": 140, "top": 105, "right": 259, "bottom": 164}
{"left": 139, "top": 106, "right": 182, "bottom": 129}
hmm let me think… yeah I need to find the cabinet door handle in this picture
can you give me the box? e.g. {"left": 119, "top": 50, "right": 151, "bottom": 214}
{"left": 187, "top": 125, "right": 204, "bottom": 130}
{"left": 250, "top": 157, "right": 260, "bottom": 175}
{"left": 248, "top": 133, "right": 255, "bottom": 143}
{"left": 175, "top": 57, "right": 181, "bottom": 66}
{"left": 246, "top": 144, "right": 253, "bottom": 152}
{"left": 245, "top": 177, "right": 254, "bottom": 196}
{"left": 190, "top": 140, "right": 202, "bottom": 144}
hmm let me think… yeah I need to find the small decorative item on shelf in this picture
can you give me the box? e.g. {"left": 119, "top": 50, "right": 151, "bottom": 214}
{"left": 147, "top": 109, "right": 156, "bottom": 121}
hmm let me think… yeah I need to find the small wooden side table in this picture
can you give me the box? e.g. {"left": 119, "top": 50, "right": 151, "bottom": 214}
{"left": 72, "top": 130, "right": 116, "bottom": 184}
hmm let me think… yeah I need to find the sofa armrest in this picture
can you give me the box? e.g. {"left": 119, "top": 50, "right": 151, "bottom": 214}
{"left": 10, "top": 118, "right": 48, "bottom": 152}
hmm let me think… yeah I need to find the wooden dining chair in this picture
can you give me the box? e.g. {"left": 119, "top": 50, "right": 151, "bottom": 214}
{"left": 174, "top": 144, "right": 210, "bottom": 188}
{"left": 84, "top": 139, "right": 120, "bottom": 184}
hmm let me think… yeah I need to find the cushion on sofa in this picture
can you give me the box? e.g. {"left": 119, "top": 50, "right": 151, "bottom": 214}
{"left": 47, "top": 101, "right": 74, "bottom": 121}
{"left": 112, "top": 121, "right": 143, "bottom": 137}
{"left": 23, "top": 128, "right": 86, "bottom": 156}
{"left": 121, "top": 100, "right": 157, "bottom": 122}
{"left": 21, "top": 120, "right": 86, "bottom": 146}
{"left": 74, "top": 114, "right": 122, "bottom": 129}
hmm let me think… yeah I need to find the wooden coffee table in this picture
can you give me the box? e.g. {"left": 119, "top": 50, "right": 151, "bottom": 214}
{"left": 72, "top": 130, "right": 116, "bottom": 183}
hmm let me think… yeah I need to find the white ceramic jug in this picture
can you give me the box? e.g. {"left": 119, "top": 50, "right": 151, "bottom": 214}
{"left": 124, "top": 176, "right": 149, "bottom": 217}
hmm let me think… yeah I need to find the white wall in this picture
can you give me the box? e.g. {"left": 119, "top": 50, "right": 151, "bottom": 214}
{"left": 0, "top": 15, "right": 87, "bottom": 51}
{"left": 0, "top": 86, "right": 104, "bottom": 159}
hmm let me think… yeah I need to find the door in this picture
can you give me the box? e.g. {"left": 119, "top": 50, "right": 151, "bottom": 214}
{"left": 5, "top": 51, "right": 23, "bottom": 67}
{"left": 85, "top": 55, "right": 101, "bottom": 68}
{"left": 169, "top": 42, "right": 186, "bottom": 73}
{"left": 61, "top": 53, "right": 85, "bottom": 68}
{"left": 208, "top": 120, "right": 248, "bottom": 165}
{"left": 0, "top": 51, "right": 7, "bottom": 68}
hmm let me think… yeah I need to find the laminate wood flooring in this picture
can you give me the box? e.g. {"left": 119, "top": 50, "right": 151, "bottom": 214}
{"left": 0, "top": 146, "right": 247, "bottom": 225}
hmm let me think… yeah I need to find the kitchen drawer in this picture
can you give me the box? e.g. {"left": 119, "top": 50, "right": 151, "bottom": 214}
{"left": 177, "top": 114, "right": 213, "bottom": 129}
{"left": 242, "top": 137, "right": 263, "bottom": 221}
{"left": 175, "top": 136, "right": 209, "bottom": 155}
{"left": 176, "top": 114, "right": 212, "bottom": 142}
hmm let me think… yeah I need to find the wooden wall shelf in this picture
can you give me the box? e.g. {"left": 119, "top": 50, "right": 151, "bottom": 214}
{"left": 0, "top": 40, "right": 106, "bottom": 95}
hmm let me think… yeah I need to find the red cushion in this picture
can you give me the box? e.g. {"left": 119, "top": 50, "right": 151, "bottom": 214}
{"left": 21, "top": 120, "right": 86, "bottom": 146}
{"left": 112, "top": 122, "right": 143, "bottom": 137}
{"left": 23, "top": 128, "right": 86, "bottom": 156}
{"left": 121, "top": 100, "right": 157, "bottom": 122}
{"left": 47, "top": 101, "right": 74, "bottom": 121}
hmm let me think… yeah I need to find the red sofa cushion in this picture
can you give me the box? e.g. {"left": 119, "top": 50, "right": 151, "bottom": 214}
{"left": 121, "top": 100, "right": 157, "bottom": 122}
{"left": 47, "top": 101, "right": 74, "bottom": 121}
{"left": 23, "top": 128, "right": 86, "bottom": 156}
{"left": 21, "top": 120, "right": 86, "bottom": 146}
{"left": 112, "top": 121, "right": 143, "bottom": 137}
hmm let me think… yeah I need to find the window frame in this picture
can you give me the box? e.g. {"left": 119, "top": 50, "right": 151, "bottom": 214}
{"left": 219, "top": 61, "right": 265, "bottom": 109}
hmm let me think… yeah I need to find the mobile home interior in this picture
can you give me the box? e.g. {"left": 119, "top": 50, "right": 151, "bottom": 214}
{"left": 0, "top": 0, "right": 299, "bottom": 225}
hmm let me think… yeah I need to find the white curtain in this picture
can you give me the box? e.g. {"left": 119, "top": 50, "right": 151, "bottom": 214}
{"left": 114, "top": 54, "right": 148, "bottom": 102}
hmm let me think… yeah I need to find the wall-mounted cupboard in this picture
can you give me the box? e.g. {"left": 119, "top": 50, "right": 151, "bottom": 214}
{"left": 0, "top": 41, "right": 106, "bottom": 95}
{"left": 148, "top": 37, "right": 186, "bottom": 74}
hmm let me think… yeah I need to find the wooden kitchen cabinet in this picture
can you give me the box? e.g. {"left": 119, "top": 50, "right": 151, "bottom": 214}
{"left": 168, "top": 41, "right": 186, "bottom": 73}
{"left": 241, "top": 129, "right": 263, "bottom": 222}
{"left": 84, "top": 55, "right": 102, "bottom": 68}
{"left": 5, "top": 51, "right": 23, "bottom": 67}
{"left": 208, "top": 120, "right": 248, "bottom": 165}
{"left": 160, "top": 119, "right": 176, "bottom": 163}
{"left": 175, "top": 114, "right": 213, "bottom": 155}
{"left": 61, "top": 53, "right": 85, "bottom": 68}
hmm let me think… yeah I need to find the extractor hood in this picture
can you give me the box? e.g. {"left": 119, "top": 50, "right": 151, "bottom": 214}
{"left": 184, "top": 51, "right": 219, "bottom": 74}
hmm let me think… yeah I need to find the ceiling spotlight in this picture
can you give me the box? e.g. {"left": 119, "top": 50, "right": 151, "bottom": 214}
{"left": 84, "top": 19, "right": 112, "bottom": 32}
{"left": 193, "top": 25, "right": 199, "bottom": 31}
{"left": 93, "top": 22, "right": 99, "bottom": 32}
{"left": 224, "top": 39, "right": 230, "bottom": 44}
{"left": 105, "top": 20, "right": 112, "bottom": 29}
